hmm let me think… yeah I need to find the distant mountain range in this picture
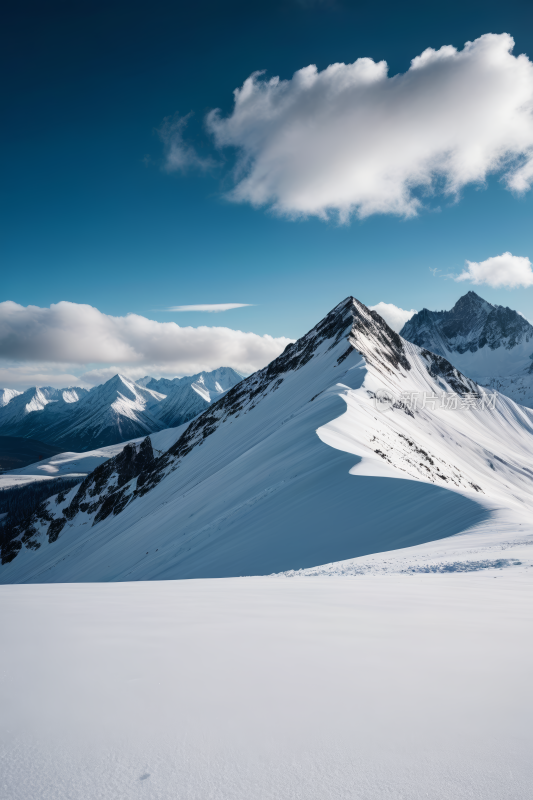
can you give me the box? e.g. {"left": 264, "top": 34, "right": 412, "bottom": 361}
{"left": 0, "top": 368, "right": 243, "bottom": 452}
{"left": 400, "top": 291, "right": 533, "bottom": 406}
{"left": 143, "top": 367, "right": 244, "bottom": 428}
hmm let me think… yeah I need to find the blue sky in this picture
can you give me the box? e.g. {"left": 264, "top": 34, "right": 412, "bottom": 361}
{"left": 2, "top": 0, "right": 533, "bottom": 387}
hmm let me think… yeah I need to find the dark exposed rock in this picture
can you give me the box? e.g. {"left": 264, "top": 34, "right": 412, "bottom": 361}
{"left": 1, "top": 438, "right": 156, "bottom": 560}
{"left": 420, "top": 349, "right": 478, "bottom": 395}
{"left": 401, "top": 291, "right": 533, "bottom": 358}
{"left": 0, "top": 476, "right": 82, "bottom": 563}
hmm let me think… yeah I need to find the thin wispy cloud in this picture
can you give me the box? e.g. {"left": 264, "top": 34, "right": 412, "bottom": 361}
{"left": 159, "top": 112, "right": 215, "bottom": 173}
{"left": 207, "top": 33, "right": 533, "bottom": 222}
{"left": 167, "top": 303, "right": 253, "bottom": 312}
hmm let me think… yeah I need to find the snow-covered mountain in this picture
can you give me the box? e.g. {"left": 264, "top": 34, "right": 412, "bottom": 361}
{"left": 400, "top": 291, "right": 533, "bottom": 405}
{"left": 149, "top": 367, "right": 244, "bottom": 427}
{"left": 0, "top": 386, "right": 88, "bottom": 430}
{"left": 7, "top": 375, "right": 168, "bottom": 453}
{"left": 3, "top": 296, "right": 533, "bottom": 580}
{"left": 0, "top": 388, "right": 22, "bottom": 407}
{"left": 141, "top": 366, "right": 243, "bottom": 394}
{"left": 0, "top": 368, "right": 243, "bottom": 451}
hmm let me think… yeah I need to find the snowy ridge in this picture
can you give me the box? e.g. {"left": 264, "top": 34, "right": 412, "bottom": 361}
{"left": 2, "top": 296, "right": 533, "bottom": 581}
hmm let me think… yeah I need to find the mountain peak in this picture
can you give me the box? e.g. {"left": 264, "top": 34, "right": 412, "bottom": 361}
{"left": 400, "top": 291, "right": 533, "bottom": 392}
{"left": 449, "top": 291, "right": 493, "bottom": 315}
{"left": 107, "top": 374, "right": 134, "bottom": 387}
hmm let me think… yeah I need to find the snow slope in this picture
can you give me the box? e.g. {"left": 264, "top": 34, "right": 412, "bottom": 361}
{"left": 2, "top": 296, "right": 533, "bottom": 580}
{"left": 401, "top": 290, "right": 533, "bottom": 405}
{"left": 0, "top": 436, "right": 64, "bottom": 473}
{"left": 1, "top": 570, "right": 531, "bottom": 800}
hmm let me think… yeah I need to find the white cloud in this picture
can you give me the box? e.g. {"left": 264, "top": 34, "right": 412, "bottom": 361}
{"left": 369, "top": 302, "right": 416, "bottom": 332}
{"left": 0, "top": 301, "right": 292, "bottom": 390}
{"left": 455, "top": 252, "right": 533, "bottom": 288}
{"left": 168, "top": 303, "right": 253, "bottom": 312}
{"left": 207, "top": 33, "right": 533, "bottom": 221}
{"left": 159, "top": 113, "right": 214, "bottom": 173}
{"left": 0, "top": 365, "right": 89, "bottom": 392}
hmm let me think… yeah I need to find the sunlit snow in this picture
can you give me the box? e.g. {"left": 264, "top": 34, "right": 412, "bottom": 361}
{"left": 1, "top": 297, "right": 532, "bottom": 799}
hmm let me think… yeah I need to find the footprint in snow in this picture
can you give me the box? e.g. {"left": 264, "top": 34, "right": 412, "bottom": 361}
{"left": 139, "top": 773, "right": 150, "bottom": 781}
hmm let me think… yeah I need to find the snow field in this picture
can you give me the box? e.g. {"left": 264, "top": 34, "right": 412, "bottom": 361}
{"left": 1, "top": 571, "right": 532, "bottom": 799}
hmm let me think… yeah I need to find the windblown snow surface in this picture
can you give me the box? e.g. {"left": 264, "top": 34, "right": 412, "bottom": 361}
{"left": 1, "top": 298, "right": 532, "bottom": 799}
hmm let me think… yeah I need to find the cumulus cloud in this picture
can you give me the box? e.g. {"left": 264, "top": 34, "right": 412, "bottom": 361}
{"left": 369, "top": 302, "right": 417, "bottom": 332}
{"left": 455, "top": 252, "right": 533, "bottom": 288}
{"left": 207, "top": 33, "right": 533, "bottom": 221}
{"left": 167, "top": 303, "right": 253, "bottom": 312}
{"left": 0, "top": 301, "right": 292, "bottom": 390}
{"left": 159, "top": 113, "right": 214, "bottom": 173}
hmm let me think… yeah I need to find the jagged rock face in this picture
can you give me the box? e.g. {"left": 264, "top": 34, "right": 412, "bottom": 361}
{"left": 438, "top": 292, "right": 494, "bottom": 348}
{"left": 400, "top": 292, "right": 533, "bottom": 407}
{"left": 1, "top": 438, "right": 156, "bottom": 563}
{"left": 477, "top": 306, "right": 533, "bottom": 351}
{"left": 401, "top": 291, "right": 533, "bottom": 358}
